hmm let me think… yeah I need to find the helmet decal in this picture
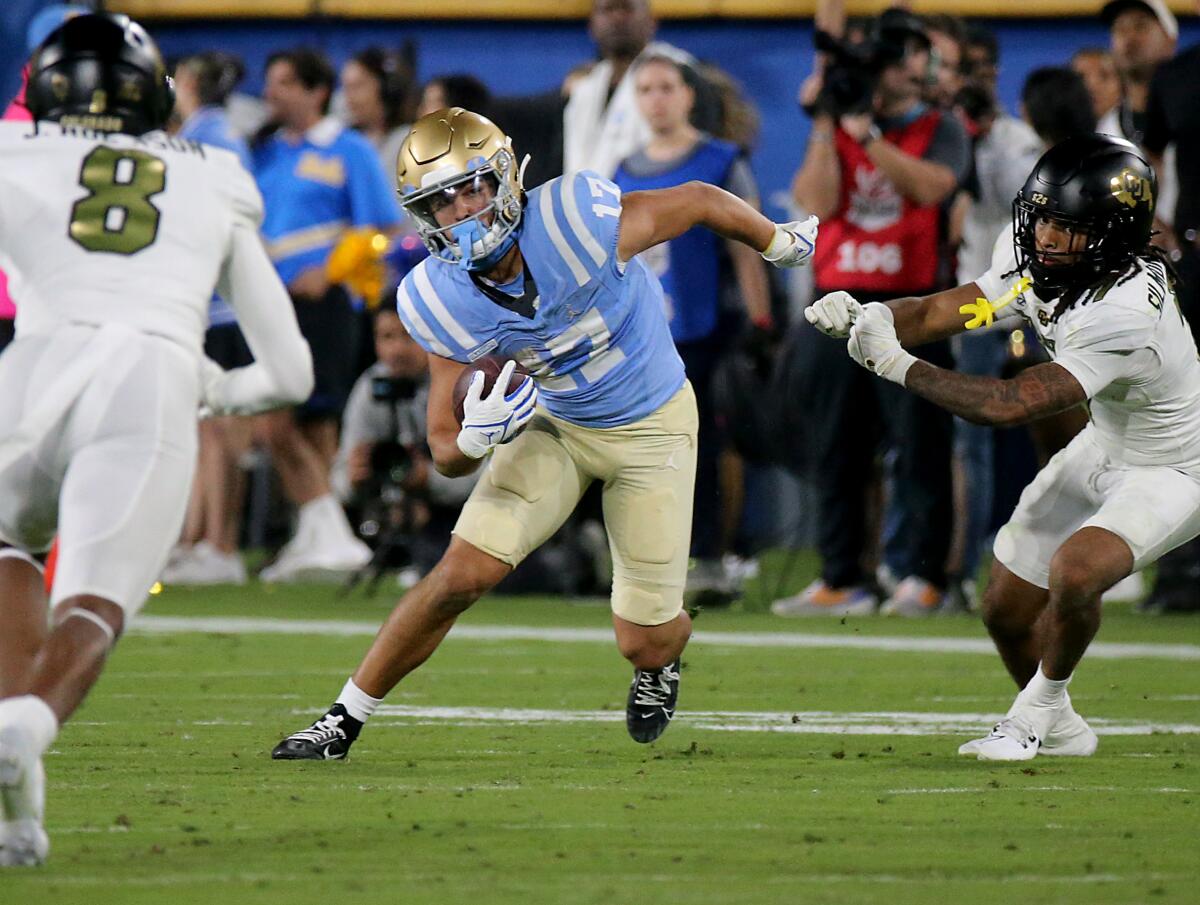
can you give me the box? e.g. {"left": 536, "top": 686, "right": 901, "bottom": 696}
{"left": 1110, "top": 168, "right": 1154, "bottom": 210}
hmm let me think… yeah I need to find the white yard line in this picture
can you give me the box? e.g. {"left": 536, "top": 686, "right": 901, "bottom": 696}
{"left": 351, "top": 704, "right": 1200, "bottom": 737}
{"left": 130, "top": 615, "right": 1200, "bottom": 661}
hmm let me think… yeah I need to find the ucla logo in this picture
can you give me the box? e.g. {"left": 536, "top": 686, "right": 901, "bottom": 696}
{"left": 1110, "top": 168, "right": 1154, "bottom": 209}
{"left": 296, "top": 152, "right": 346, "bottom": 188}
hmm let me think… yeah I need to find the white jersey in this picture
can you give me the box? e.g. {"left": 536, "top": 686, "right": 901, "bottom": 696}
{"left": 0, "top": 120, "right": 312, "bottom": 416}
{"left": 0, "top": 121, "right": 259, "bottom": 354}
{"left": 976, "top": 226, "right": 1200, "bottom": 474}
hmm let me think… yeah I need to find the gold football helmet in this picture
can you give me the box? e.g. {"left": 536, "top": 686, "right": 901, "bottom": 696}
{"left": 396, "top": 107, "right": 525, "bottom": 271}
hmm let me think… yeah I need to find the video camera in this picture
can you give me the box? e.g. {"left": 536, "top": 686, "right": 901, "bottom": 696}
{"left": 370, "top": 374, "right": 420, "bottom": 403}
{"left": 810, "top": 8, "right": 930, "bottom": 118}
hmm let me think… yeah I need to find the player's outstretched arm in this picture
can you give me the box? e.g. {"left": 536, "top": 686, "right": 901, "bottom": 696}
{"left": 426, "top": 354, "right": 484, "bottom": 478}
{"left": 616, "top": 181, "right": 817, "bottom": 269}
{"left": 846, "top": 303, "right": 1087, "bottom": 427}
{"left": 806, "top": 283, "right": 981, "bottom": 343}
{"left": 210, "top": 223, "right": 315, "bottom": 414}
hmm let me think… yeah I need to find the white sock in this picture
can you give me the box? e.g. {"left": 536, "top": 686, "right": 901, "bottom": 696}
{"left": 0, "top": 695, "right": 60, "bottom": 756}
{"left": 335, "top": 678, "right": 382, "bottom": 724}
{"left": 1016, "top": 664, "right": 1071, "bottom": 736}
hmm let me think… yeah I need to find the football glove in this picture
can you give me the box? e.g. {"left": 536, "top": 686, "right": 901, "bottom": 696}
{"left": 761, "top": 215, "right": 819, "bottom": 269}
{"left": 847, "top": 303, "right": 918, "bottom": 386}
{"left": 805, "top": 290, "right": 862, "bottom": 338}
{"left": 456, "top": 360, "right": 538, "bottom": 460}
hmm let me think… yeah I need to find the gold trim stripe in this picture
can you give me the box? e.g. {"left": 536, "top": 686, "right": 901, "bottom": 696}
{"left": 265, "top": 221, "right": 346, "bottom": 262}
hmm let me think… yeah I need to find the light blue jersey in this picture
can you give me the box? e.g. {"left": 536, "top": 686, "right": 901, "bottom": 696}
{"left": 395, "top": 171, "right": 685, "bottom": 428}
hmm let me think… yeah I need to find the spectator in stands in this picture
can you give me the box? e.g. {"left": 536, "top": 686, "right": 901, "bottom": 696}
{"left": 340, "top": 47, "right": 416, "bottom": 187}
{"left": 777, "top": 8, "right": 969, "bottom": 618}
{"left": 961, "top": 23, "right": 999, "bottom": 96}
{"left": 1100, "top": 0, "right": 1176, "bottom": 145}
{"left": 922, "top": 13, "right": 966, "bottom": 109}
{"left": 417, "top": 74, "right": 492, "bottom": 120}
{"left": 1020, "top": 67, "right": 1097, "bottom": 148}
{"left": 333, "top": 309, "right": 477, "bottom": 579}
{"left": 698, "top": 63, "right": 760, "bottom": 153}
{"left": 251, "top": 48, "right": 403, "bottom": 582}
{"left": 614, "top": 52, "right": 772, "bottom": 596}
{"left": 1070, "top": 48, "right": 1122, "bottom": 124}
{"left": 1139, "top": 16, "right": 1200, "bottom": 613}
{"left": 565, "top": 0, "right": 681, "bottom": 178}
{"left": 160, "top": 51, "right": 256, "bottom": 585}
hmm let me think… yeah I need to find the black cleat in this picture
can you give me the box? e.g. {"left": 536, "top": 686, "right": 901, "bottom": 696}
{"left": 625, "top": 658, "right": 680, "bottom": 744}
{"left": 272, "top": 703, "right": 362, "bottom": 761}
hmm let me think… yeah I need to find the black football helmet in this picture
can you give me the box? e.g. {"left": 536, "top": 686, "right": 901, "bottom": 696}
{"left": 1013, "top": 134, "right": 1157, "bottom": 292}
{"left": 25, "top": 13, "right": 174, "bottom": 135}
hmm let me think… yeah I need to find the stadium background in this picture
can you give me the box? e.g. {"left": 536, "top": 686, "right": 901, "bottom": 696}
{"left": 112, "top": 0, "right": 1200, "bottom": 222}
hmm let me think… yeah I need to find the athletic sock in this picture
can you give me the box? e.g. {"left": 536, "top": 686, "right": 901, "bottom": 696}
{"left": 335, "top": 678, "right": 382, "bottom": 733}
{"left": 0, "top": 695, "right": 60, "bottom": 756}
{"left": 1018, "top": 664, "right": 1071, "bottom": 736}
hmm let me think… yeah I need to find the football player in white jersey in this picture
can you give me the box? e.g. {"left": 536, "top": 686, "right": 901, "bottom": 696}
{"left": 806, "top": 134, "right": 1200, "bottom": 761}
{"left": 0, "top": 14, "right": 313, "bottom": 865}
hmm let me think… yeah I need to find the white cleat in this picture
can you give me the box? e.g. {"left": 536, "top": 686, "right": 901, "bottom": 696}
{"left": 1041, "top": 704, "right": 1098, "bottom": 757}
{"left": 0, "top": 728, "right": 48, "bottom": 867}
{"left": 964, "top": 716, "right": 1043, "bottom": 762}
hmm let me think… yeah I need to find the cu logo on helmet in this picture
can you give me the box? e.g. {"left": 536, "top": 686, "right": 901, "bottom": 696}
{"left": 1030, "top": 192, "right": 1050, "bottom": 205}
{"left": 1110, "top": 168, "right": 1154, "bottom": 209}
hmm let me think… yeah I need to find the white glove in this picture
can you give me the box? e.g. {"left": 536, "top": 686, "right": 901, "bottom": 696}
{"left": 847, "top": 303, "right": 918, "bottom": 386}
{"left": 805, "top": 291, "right": 862, "bottom": 338}
{"left": 761, "top": 215, "right": 819, "bottom": 269}
{"left": 456, "top": 360, "right": 538, "bottom": 459}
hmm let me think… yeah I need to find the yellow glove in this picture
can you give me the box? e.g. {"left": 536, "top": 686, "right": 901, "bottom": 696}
{"left": 326, "top": 228, "right": 390, "bottom": 306}
{"left": 959, "top": 277, "right": 1032, "bottom": 330}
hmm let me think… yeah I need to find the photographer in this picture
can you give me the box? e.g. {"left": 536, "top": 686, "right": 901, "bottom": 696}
{"left": 334, "top": 308, "right": 477, "bottom": 577}
{"left": 777, "top": 8, "right": 970, "bottom": 618}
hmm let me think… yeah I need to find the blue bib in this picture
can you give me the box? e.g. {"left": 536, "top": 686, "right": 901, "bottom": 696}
{"left": 395, "top": 171, "right": 686, "bottom": 428}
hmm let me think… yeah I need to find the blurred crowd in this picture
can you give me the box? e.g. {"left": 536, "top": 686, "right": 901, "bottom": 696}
{"left": 3, "top": 0, "right": 1196, "bottom": 614}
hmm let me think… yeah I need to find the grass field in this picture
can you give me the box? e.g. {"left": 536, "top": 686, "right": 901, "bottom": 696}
{"left": 5, "top": 573, "right": 1199, "bottom": 905}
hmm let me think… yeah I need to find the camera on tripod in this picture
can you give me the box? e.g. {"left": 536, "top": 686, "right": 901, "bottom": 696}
{"left": 809, "top": 8, "right": 930, "bottom": 118}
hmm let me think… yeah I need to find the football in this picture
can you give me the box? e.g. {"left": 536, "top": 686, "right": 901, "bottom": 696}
{"left": 452, "top": 356, "right": 532, "bottom": 426}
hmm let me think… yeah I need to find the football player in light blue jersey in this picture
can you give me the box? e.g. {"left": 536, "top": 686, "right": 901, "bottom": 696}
{"left": 273, "top": 107, "right": 817, "bottom": 761}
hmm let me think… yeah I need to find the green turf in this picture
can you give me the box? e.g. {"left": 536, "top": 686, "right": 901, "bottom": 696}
{"left": 6, "top": 578, "right": 1199, "bottom": 905}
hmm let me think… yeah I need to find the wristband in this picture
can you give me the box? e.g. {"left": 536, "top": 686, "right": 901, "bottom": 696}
{"left": 762, "top": 224, "right": 793, "bottom": 259}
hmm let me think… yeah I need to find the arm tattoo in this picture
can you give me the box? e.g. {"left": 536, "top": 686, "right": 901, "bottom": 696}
{"left": 904, "top": 361, "right": 1088, "bottom": 427}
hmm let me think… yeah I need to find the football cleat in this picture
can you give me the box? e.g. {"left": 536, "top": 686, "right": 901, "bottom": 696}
{"left": 1040, "top": 695, "right": 1098, "bottom": 757}
{"left": 626, "top": 659, "right": 681, "bottom": 744}
{"left": 272, "top": 704, "right": 362, "bottom": 761}
{"left": 0, "top": 725, "right": 48, "bottom": 867}
{"left": 962, "top": 716, "right": 1042, "bottom": 762}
